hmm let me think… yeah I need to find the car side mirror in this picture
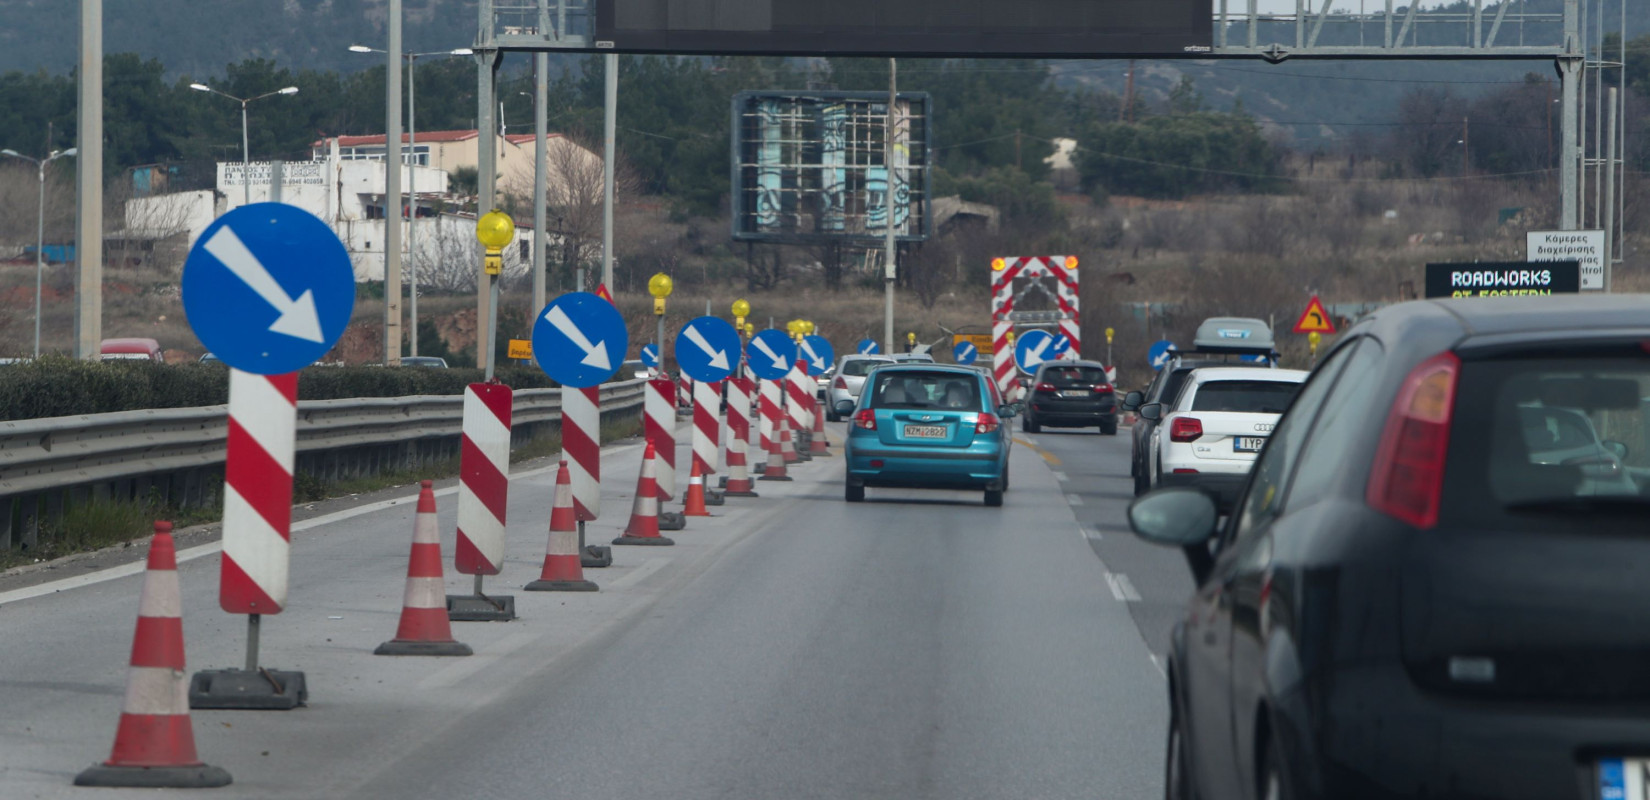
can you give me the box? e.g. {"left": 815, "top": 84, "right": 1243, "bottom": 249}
{"left": 1604, "top": 439, "right": 1630, "bottom": 460}
{"left": 1122, "top": 390, "right": 1144, "bottom": 411}
{"left": 834, "top": 400, "right": 856, "bottom": 417}
{"left": 996, "top": 403, "right": 1019, "bottom": 419}
{"left": 1138, "top": 402, "right": 1163, "bottom": 422}
{"left": 1128, "top": 488, "right": 1218, "bottom": 547}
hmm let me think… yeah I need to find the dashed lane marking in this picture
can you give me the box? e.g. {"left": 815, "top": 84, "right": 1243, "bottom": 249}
{"left": 1067, "top": 493, "right": 1084, "bottom": 506}
{"left": 1104, "top": 572, "right": 1141, "bottom": 603}
{"left": 1052, "top": 470, "right": 1069, "bottom": 482}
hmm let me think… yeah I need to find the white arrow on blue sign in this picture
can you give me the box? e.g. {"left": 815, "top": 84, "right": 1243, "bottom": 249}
{"left": 1148, "top": 340, "right": 1176, "bottom": 371}
{"left": 181, "top": 203, "right": 354, "bottom": 375}
{"left": 639, "top": 343, "right": 659, "bottom": 369}
{"left": 953, "top": 341, "right": 978, "bottom": 365}
{"left": 1013, "top": 329, "right": 1059, "bottom": 373}
{"left": 856, "top": 338, "right": 880, "bottom": 355}
{"left": 532, "top": 292, "right": 629, "bottom": 388}
{"left": 675, "top": 316, "right": 742, "bottom": 383}
{"left": 800, "top": 335, "right": 835, "bottom": 376}
{"left": 1050, "top": 334, "right": 1072, "bottom": 357}
{"left": 746, "top": 330, "right": 798, "bottom": 381}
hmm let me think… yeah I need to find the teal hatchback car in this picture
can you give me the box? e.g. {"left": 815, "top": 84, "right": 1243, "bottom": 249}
{"left": 835, "top": 365, "right": 1019, "bottom": 507}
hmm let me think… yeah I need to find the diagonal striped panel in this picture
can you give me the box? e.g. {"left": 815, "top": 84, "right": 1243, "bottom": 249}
{"left": 645, "top": 379, "right": 676, "bottom": 501}
{"left": 455, "top": 383, "right": 511, "bottom": 575}
{"left": 219, "top": 369, "right": 297, "bottom": 615}
{"left": 692, "top": 380, "right": 722, "bottom": 476}
{"left": 561, "top": 386, "right": 601, "bottom": 521}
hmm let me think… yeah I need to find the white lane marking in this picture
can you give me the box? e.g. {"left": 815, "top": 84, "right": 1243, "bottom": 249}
{"left": 608, "top": 558, "right": 667, "bottom": 590}
{"left": 1104, "top": 572, "right": 1141, "bottom": 603}
{"left": 1052, "top": 470, "right": 1069, "bottom": 482}
{"left": 1066, "top": 493, "right": 1084, "bottom": 506}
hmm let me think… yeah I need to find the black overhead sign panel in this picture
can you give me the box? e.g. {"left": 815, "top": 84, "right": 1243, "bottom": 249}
{"left": 594, "top": 0, "right": 1213, "bottom": 57}
{"left": 1424, "top": 261, "right": 1582, "bottom": 299}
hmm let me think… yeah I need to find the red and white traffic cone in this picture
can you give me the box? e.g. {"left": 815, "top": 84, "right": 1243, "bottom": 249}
{"left": 76, "top": 522, "right": 232, "bottom": 789}
{"left": 759, "top": 427, "right": 792, "bottom": 482}
{"left": 613, "top": 442, "right": 675, "bottom": 546}
{"left": 781, "top": 427, "right": 800, "bottom": 464}
{"left": 376, "top": 481, "right": 472, "bottom": 656}
{"left": 682, "top": 460, "right": 712, "bottom": 517}
{"left": 724, "top": 430, "right": 759, "bottom": 497}
{"left": 526, "top": 461, "right": 598, "bottom": 592}
{"left": 810, "top": 398, "right": 830, "bottom": 456}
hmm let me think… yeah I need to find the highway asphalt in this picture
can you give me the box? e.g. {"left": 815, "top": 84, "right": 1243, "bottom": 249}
{"left": 0, "top": 418, "right": 1188, "bottom": 799}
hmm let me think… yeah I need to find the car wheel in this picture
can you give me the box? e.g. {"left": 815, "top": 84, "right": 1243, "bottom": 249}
{"left": 1165, "top": 701, "right": 1193, "bottom": 800}
{"left": 1134, "top": 470, "right": 1150, "bottom": 497}
{"left": 1101, "top": 420, "right": 1118, "bottom": 436}
{"left": 845, "top": 483, "right": 865, "bottom": 503}
{"left": 827, "top": 409, "right": 840, "bottom": 423}
{"left": 1001, "top": 463, "right": 1010, "bottom": 491}
{"left": 984, "top": 488, "right": 1004, "bottom": 507}
{"left": 1025, "top": 415, "right": 1041, "bottom": 434}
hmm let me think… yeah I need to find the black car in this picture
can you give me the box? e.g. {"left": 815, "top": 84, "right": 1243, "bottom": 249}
{"left": 1124, "top": 359, "right": 1222, "bottom": 494}
{"left": 1126, "top": 295, "right": 1650, "bottom": 800}
{"left": 1021, "top": 360, "right": 1118, "bottom": 434}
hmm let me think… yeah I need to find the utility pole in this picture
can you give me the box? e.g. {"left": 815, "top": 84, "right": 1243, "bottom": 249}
{"left": 602, "top": 53, "right": 617, "bottom": 294}
{"left": 384, "top": 0, "right": 403, "bottom": 366}
{"left": 883, "top": 58, "right": 897, "bottom": 356}
{"left": 75, "top": 0, "right": 103, "bottom": 359}
{"left": 1461, "top": 116, "right": 1469, "bottom": 176}
{"left": 532, "top": 51, "right": 549, "bottom": 315}
{"left": 1123, "top": 60, "right": 1136, "bottom": 123}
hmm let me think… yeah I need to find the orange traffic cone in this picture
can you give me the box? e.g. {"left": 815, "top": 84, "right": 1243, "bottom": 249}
{"left": 614, "top": 442, "right": 675, "bottom": 546}
{"left": 682, "top": 460, "right": 712, "bottom": 517}
{"left": 376, "top": 481, "right": 472, "bottom": 656}
{"left": 781, "top": 426, "right": 800, "bottom": 464}
{"left": 759, "top": 425, "right": 792, "bottom": 481}
{"left": 76, "top": 522, "right": 232, "bottom": 788}
{"left": 810, "top": 400, "right": 830, "bottom": 456}
{"left": 526, "top": 461, "right": 598, "bottom": 591}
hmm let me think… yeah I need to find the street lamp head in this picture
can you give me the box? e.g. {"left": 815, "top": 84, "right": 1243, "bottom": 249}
{"left": 0, "top": 149, "right": 20, "bottom": 158}
{"left": 348, "top": 44, "right": 376, "bottom": 53}
{"left": 278, "top": 86, "right": 300, "bottom": 95}
{"left": 451, "top": 48, "right": 474, "bottom": 56}
{"left": 189, "top": 83, "right": 212, "bottom": 92}
{"left": 55, "top": 148, "right": 77, "bottom": 159}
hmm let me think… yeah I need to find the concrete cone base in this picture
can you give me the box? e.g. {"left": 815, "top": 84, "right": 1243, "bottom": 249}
{"left": 658, "top": 511, "right": 688, "bottom": 531}
{"left": 189, "top": 668, "right": 307, "bottom": 710}
{"left": 446, "top": 594, "right": 517, "bottom": 622}
{"left": 374, "top": 640, "right": 473, "bottom": 656}
{"left": 75, "top": 764, "right": 233, "bottom": 789}
{"left": 581, "top": 545, "right": 613, "bottom": 568}
{"left": 723, "top": 489, "right": 760, "bottom": 497}
{"left": 525, "top": 578, "right": 599, "bottom": 592}
{"left": 705, "top": 490, "right": 726, "bottom": 506}
{"left": 612, "top": 535, "right": 676, "bottom": 546}
{"left": 758, "top": 474, "right": 794, "bottom": 482}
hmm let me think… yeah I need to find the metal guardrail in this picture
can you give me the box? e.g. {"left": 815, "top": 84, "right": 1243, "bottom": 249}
{"left": 0, "top": 379, "right": 647, "bottom": 548}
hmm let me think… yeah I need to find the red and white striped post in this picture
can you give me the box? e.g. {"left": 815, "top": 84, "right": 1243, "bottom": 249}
{"left": 723, "top": 377, "right": 758, "bottom": 496}
{"left": 809, "top": 372, "right": 830, "bottom": 455}
{"left": 645, "top": 378, "right": 677, "bottom": 502}
{"left": 449, "top": 382, "right": 515, "bottom": 621}
{"left": 192, "top": 369, "right": 306, "bottom": 710}
{"left": 560, "top": 385, "right": 608, "bottom": 568}
{"left": 692, "top": 379, "right": 722, "bottom": 477}
{"left": 758, "top": 378, "right": 782, "bottom": 464}
{"left": 786, "top": 359, "right": 811, "bottom": 462}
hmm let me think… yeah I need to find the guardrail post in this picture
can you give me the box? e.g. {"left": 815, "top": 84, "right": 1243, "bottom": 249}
{"left": 0, "top": 498, "right": 13, "bottom": 549}
{"left": 19, "top": 496, "right": 38, "bottom": 550}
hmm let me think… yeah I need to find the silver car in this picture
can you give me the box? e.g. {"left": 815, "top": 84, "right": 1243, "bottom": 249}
{"left": 826, "top": 354, "right": 895, "bottom": 421}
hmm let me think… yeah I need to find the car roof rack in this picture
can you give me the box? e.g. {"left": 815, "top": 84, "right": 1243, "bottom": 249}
{"left": 1163, "top": 317, "right": 1280, "bottom": 367}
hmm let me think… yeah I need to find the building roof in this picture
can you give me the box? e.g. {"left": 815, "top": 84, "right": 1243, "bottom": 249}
{"left": 313, "top": 129, "right": 481, "bottom": 148}
{"left": 503, "top": 133, "right": 565, "bottom": 146}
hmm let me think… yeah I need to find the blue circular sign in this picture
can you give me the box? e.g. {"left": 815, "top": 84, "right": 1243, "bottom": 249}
{"left": 953, "top": 340, "right": 979, "bottom": 365}
{"left": 531, "top": 292, "right": 629, "bottom": 387}
{"left": 1050, "top": 334, "right": 1072, "bottom": 357}
{"left": 800, "top": 335, "right": 835, "bottom": 377}
{"left": 640, "top": 343, "right": 659, "bottom": 369}
{"left": 674, "top": 316, "right": 742, "bottom": 383}
{"left": 1148, "top": 340, "right": 1176, "bottom": 371}
{"left": 1013, "top": 329, "right": 1060, "bottom": 373}
{"left": 181, "top": 203, "right": 354, "bottom": 375}
{"left": 856, "top": 338, "right": 880, "bottom": 355}
{"left": 1240, "top": 352, "right": 1270, "bottom": 364}
{"left": 746, "top": 330, "right": 798, "bottom": 381}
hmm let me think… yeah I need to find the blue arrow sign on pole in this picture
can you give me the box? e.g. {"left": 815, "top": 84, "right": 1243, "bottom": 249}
{"left": 1148, "top": 340, "right": 1176, "bottom": 371}
{"left": 1050, "top": 334, "right": 1072, "bottom": 357}
{"left": 181, "top": 203, "right": 354, "bottom": 375}
{"left": 746, "top": 329, "right": 798, "bottom": 381}
{"left": 639, "top": 343, "right": 659, "bottom": 369}
{"left": 531, "top": 291, "right": 629, "bottom": 387}
{"left": 675, "top": 316, "right": 742, "bottom": 383}
{"left": 1013, "top": 329, "right": 1059, "bottom": 373}
{"left": 856, "top": 338, "right": 880, "bottom": 355}
{"left": 800, "top": 335, "right": 835, "bottom": 376}
{"left": 953, "top": 341, "right": 978, "bottom": 365}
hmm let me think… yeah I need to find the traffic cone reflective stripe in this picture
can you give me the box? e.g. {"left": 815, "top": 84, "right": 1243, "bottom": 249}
{"left": 376, "top": 481, "right": 472, "bottom": 656}
{"left": 526, "top": 461, "right": 598, "bottom": 591}
{"left": 759, "top": 425, "right": 792, "bottom": 481}
{"left": 614, "top": 442, "right": 675, "bottom": 546}
{"left": 683, "top": 461, "right": 712, "bottom": 517}
{"left": 75, "top": 522, "right": 232, "bottom": 788}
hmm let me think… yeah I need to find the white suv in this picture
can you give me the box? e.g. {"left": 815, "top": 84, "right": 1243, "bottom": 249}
{"left": 1141, "top": 366, "right": 1307, "bottom": 510}
{"left": 826, "top": 355, "right": 895, "bottom": 420}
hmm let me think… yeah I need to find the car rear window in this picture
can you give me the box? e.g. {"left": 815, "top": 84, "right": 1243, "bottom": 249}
{"left": 1441, "top": 356, "right": 1650, "bottom": 527}
{"left": 841, "top": 359, "right": 890, "bottom": 377}
{"left": 1042, "top": 366, "right": 1108, "bottom": 386}
{"left": 1190, "top": 380, "right": 1300, "bottom": 413}
{"left": 869, "top": 370, "right": 982, "bottom": 411}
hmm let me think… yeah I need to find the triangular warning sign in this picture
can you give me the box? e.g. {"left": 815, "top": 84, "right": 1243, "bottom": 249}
{"left": 594, "top": 283, "right": 614, "bottom": 303}
{"left": 1291, "top": 295, "right": 1336, "bottom": 334}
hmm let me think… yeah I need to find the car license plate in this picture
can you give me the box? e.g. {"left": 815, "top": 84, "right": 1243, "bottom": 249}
{"left": 1234, "top": 437, "right": 1267, "bottom": 452}
{"left": 903, "top": 424, "right": 947, "bottom": 439}
{"left": 1597, "top": 757, "right": 1650, "bottom": 799}
{"left": 1059, "top": 390, "right": 1088, "bottom": 399}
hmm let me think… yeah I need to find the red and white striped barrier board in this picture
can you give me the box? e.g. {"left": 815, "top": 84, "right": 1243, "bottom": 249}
{"left": 455, "top": 382, "right": 511, "bottom": 575}
{"left": 692, "top": 379, "right": 722, "bottom": 476}
{"left": 645, "top": 378, "right": 677, "bottom": 501}
{"left": 220, "top": 369, "right": 297, "bottom": 615}
{"left": 758, "top": 378, "right": 782, "bottom": 461}
{"left": 678, "top": 374, "right": 694, "bottom": 407}
{"left": 991, "top": 255, "right": 1082, "bottom": 397}
{"left": 561, "top": 386, "right": 601, "bottom": 521}
{"left": 725, "top": 377, "right": 757, "bottom": 495}
{"left": 786, "top": 359, "right": 812, "bottom": 434}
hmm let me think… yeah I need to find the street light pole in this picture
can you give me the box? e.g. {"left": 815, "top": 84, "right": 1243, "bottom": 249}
{"left": 3, "top": 146, "right": 78, "bottom": 358}
{"left": 190, "top": 83, "right": 299, "bottom": 209}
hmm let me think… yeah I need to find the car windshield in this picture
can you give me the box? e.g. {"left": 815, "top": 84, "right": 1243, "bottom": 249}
{"left": 869, "top": 370, "right": 982, "bottom": 411}
{"left": 1190, "top": 380, "right": 1300, "bottom": 414}
{"left": 841, "top": 359, "right": 890, "bottom": 377}
{"left": 1042, "top": 366, "right": 1107, "bottom": 386}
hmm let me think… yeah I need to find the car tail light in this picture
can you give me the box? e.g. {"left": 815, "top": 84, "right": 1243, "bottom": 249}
{"left": 1093, "top": 384, "right": 1114, "bottom": 394}
{"left": 1172, "top": 468, "right": 1199, "bottom": 474}
{"left": 1170, "top": 417, "right": 1203, "bottom": 442}
{"left": 1035, "top": 382, "right": 1058, "bottom": 393}
{"left": 854, "top": 409, "right": 877, "bottom": 430}
{"left": 833, "top": 376, "right": 848, "bottom": 390}
{"left": 975, "top": 413, "right": 1000, "bottom": 434}
{"left": 1366, "top": 351, "right": 1459, "bottom": 529}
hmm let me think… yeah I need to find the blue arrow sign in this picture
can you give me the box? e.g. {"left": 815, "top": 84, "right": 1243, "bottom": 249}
{"left": 746, "top": 330, "right": 798, "bottom": 381}
{"left": 639, "top": 343, "right": 659, "bottom": 369}
{"left": 1014, "top": 330, "right": 1060, "bottom": 373}
{"left": 675, "top": 316, "right": 741, "bottom": 383}
{"left": 856, "top": 338, "right": 880, "bottom": 355}
{"left": 800, "top": 335, "right": 835, "bottom": 376}
{"left": 1050, "top": 334, "right": 1072, "bottom": 357}
{"left": 1148, "top": 340, "right": 1176, "bottom": 371}
{"left": 953, "top": 341, "right": 978, "bottom": 365}
{"left": 531, "top": 292, "right": 629, "bottom": 388}
{"left": 181, "top": 203, "right": 354, "bottom": 375}
{"left": 1240, "top": 352, "right": 1270, "bottom": 364}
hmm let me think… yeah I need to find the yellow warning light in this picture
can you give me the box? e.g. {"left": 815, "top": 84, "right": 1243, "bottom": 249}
{"left": 1064, "top": 256, "right": 1079, "bottom": 270}
{"left": 991, "top": 258, "right": 1006, "bottom": 271}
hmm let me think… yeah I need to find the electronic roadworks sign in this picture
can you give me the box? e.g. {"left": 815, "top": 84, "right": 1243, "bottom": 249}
{"left": 1424, "top": 262, "right": 1581, "bottom": 299}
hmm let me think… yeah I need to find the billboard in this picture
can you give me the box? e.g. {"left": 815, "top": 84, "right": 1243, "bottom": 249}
{"left": 732, "top": 91, "right": 931, "bottom": 244}
{"left": 594, "top": 0, "right": 1212, "bottom": 57}
{"left": 1424, "top": 262, "right": 1580, "bottom": 299}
